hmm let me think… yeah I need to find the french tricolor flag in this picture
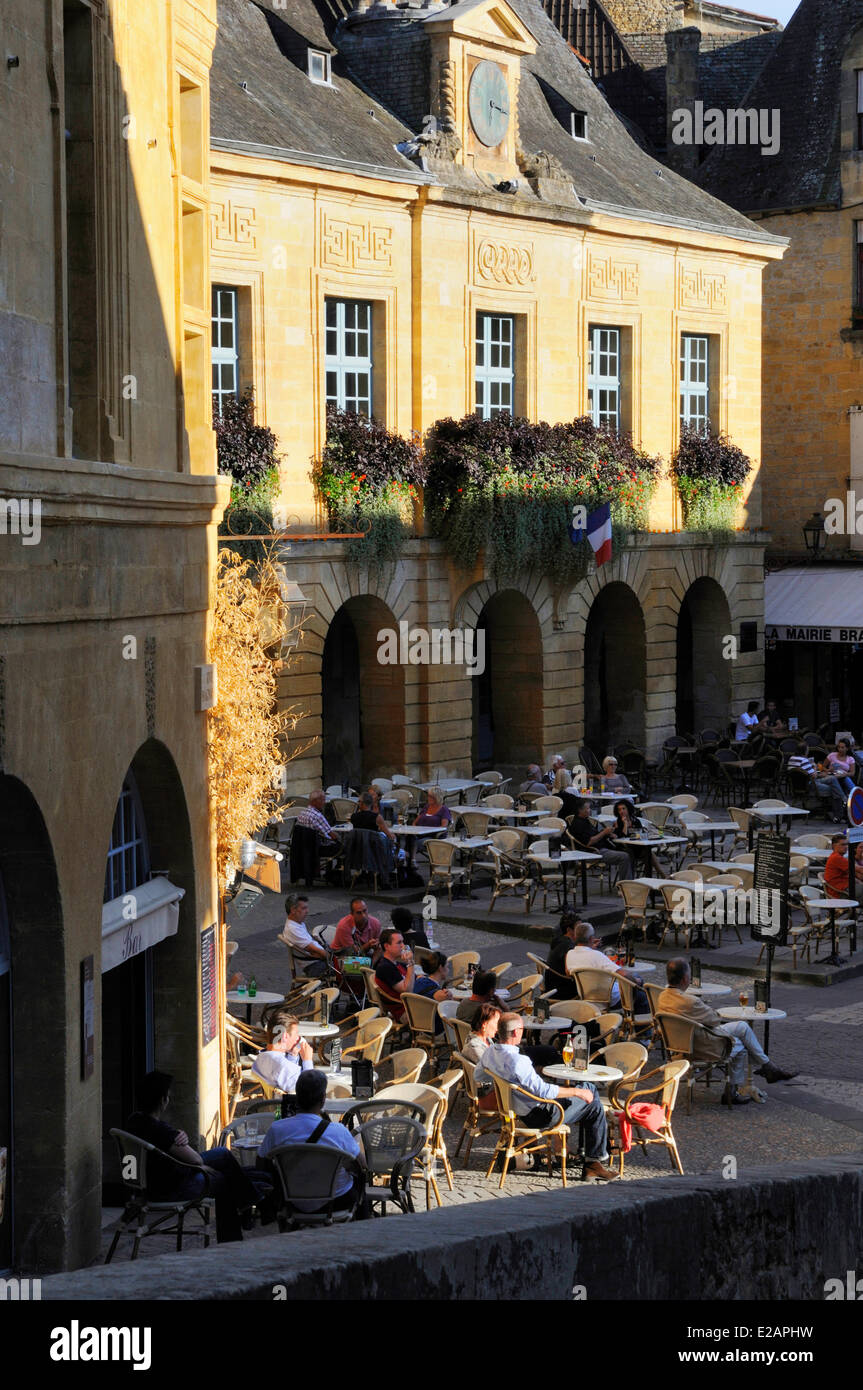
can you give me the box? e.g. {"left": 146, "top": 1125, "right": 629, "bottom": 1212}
{"left": 570, "top": 501, "right": 612, "bottom": 567}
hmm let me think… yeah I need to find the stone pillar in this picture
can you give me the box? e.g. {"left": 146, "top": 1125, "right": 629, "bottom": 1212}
{"left": 665, "top": 27, "right": 701, "bottom": 175}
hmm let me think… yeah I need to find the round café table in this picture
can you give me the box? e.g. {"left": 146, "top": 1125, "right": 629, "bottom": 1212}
{"left": 226, "top": 989, "right": 284, "bottom": 1024}
{"left": 544, "top": 1063, "right": 624, "bottom": 1086}
{"left": 297, "top": 1021, "right": 339, "bottom": 1038}
{"left": 716, "top": 1006, "right": 787, "bottom": 1023}
{"left": 526, "top": 848, "right": 602, "bottom": 907}
{"left": 686, "top": 982, "right": 732, "bottom": 997}
{"left": 799, "top": 898, "right": 858, "bottom": 967}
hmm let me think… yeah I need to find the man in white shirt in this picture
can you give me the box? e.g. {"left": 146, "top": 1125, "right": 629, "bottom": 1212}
{"left": 734, "top": 701, "right": 764, "bottom": 742}
{"left": 565, "top": 921, "right": 646, "bottom": 1010}
{"left": 280, "top": 892, "right": 328, "bottom": 976}
{"left": 251, "top": 1017, "right": 313, "bottom": 1094}
{"left": 475, "top": 1013, "right": 617, "bottom": 1180}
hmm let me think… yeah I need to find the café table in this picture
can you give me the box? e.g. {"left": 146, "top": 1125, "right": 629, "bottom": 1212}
{"left": 800, "top": 898, "right": 858, "bottom": 967}
{"left": 746, "top": 805, "right": 809, "bottom": 848}
{"left": 296, "top": 1021, "right": 339, "bottom": 1039}
{"left": 485, "top": 807, "right": 546, "bottom": 822}
{"left": 716, "top": 1005, "right": 788, "bottom": 1079}
{"left": 544, "top": 1062, "right": 624, "bottom": 1086}
{"left": 615, "top": 835, "right": 689, "bottom": 872}
{"left": 683, "top": 820, "right": 738, "bottom": 860}
{"left": 525, "top": 848, "right": 602, "bottom": 908}
{"left": 450, "top": 985, "right": 511, "bottom": 1001}
{"left": 227, "top": 989, "right": 284, "bottom": 1024}
{"left": 520, "top": 1015, "right": 567, "bottom": 1035}
{"left": 418, "top": 778, "right": 482, "bottom": 794}
{"left": 685, "top": 982, "right": 732, "bottom": 997}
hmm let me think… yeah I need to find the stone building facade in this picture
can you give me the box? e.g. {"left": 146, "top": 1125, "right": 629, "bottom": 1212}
{"left": 0, "top": 0, "right": 224, "bottom": 1273}
{"left": 210, "top": 0, "right": 782, "bottom": 792}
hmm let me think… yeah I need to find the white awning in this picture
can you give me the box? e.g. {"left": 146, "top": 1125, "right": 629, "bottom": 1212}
{"left": 101, "top": 876, "right": 185, "bottom": 974}
{"left": 765, "top": 568, "right": 863, "bottom": 643}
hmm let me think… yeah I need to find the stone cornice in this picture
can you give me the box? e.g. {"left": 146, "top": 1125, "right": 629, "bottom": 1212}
{"left": 0, "top": 455, "right": 229, "bottom": 527}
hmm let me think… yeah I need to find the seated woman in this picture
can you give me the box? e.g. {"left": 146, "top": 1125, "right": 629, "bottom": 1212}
{"left": 610, "top": 798, "right": 665, "bottom": 878}
{"left": 459, "top": 1003, "right": 502, "bottom": 1110}
{"left": 411, "top": 949, "right": 452, "bottom": 1032}
{"left": 602, "top": 756, "right": 633, "bottom": 794}
{"left": 414, "top": 787, "right": 452, "bottom": 829}
{"left": 824, "top": 738, "right": 857, "bottom": 804}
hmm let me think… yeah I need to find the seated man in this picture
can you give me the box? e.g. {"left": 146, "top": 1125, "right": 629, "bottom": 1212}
{"left": 545, "top": 912, "right": 580, "bottom": 999}
{"left": 735, "top": 700, "right": 764, "bottom": 742}
{"left": 565, "top": 921, "right": 648, "bottom": 1015}
{"left": 519, "top": 765, "right": 549, "bottom": 798}
{"left": 788, "top": 753, "right": 843, "bottom": 821}
{"left": 251, "top": 1016, "right": 313, "bottom": 1094}
{"left": 332, "top": 897, "right": 382, "bottom": 955}
{"left": 566, "top": 798, "right": 630, "bottom": 884}
{"left": 476, "top": 1013, "right": 617, "bottom": 1181}
{"left": 280, "top": 892, "right": 328, "bottom": 978}
{"left": 351, "top": 792, "right": 396, "bottom": 843}
{"left": 126, "top": 1070, "right": 270, "bottom": 1242}
{"left": 259, "top": 1068, "right": 365, "bottom": 1217}
{"left": 549, "top": 755, "right": 573, "bottom": 794}
{"left": 295, "top": 790, "right": 341, "bottom": 861}
{"left": 824, "top": 833, "right": 863, "bottom": 904}
{"left": 657, "top": 958, "right": 796, "bottom": 1105}
{"left": 374, "top": 926, "right": 416, "bottom": 1019}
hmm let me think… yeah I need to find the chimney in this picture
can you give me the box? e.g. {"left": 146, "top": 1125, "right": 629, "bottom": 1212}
{"left": 665, "top": 25, "right": 700, "bottom": 175}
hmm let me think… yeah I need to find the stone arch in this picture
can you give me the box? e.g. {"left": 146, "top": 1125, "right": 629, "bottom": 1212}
{"left": 100, "top": 740, "right": 198, "bottom": 1198}
{"left": 676, "top": 575, "right": 733, "bottom": 735}
{"left": 583, "top": 582, "right": 647, "bottom": 754}
{"left": 0, "top": 775, "right": 64, "bottom": 1271}
{"left": 321, "top": 593, "right": 406, "bottom": 785}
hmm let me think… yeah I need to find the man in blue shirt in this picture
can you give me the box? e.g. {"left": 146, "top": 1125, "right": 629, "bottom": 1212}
{"left": 251, "top": 1016, "right": 313, "bottom": 1094}
{"left": 259, "top": 1069, "right": 365, "bottom": 1215}
{"left": 476, "top": 1013, "right": 618, "bottom": 1181}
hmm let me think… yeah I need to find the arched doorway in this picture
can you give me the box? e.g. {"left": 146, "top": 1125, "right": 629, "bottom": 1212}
{"left": 584, "top": 583, "right": 646, "bottom": 754}
{"left": 100, "top": 742, "right": 197, "bottom": 1203}
{"left": 676, "top": 577, "right": 732, "bottom": 736}
{"left": 0, "top": 775, "right": 63, "bottom": 1272}
{"left": 321, "top": 597, "right": 405, "bottom": 786}
{"left": 472, "top": 590, "right": 543, "bottom": 768}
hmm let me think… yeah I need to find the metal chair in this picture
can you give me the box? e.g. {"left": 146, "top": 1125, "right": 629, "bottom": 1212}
{"left": 356, "top": 1115, "right": 426, "bottom": 1215}
{"left": 104, "top": 1129, "right": 214, "bottom": 1263}
{"left": 267, "top": 1143, "right": 361, "bottom": 1229}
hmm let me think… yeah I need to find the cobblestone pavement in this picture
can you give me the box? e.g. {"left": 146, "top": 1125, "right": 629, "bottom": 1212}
{"left": 100, "top": 862, "right": 863, "bottom": 1260}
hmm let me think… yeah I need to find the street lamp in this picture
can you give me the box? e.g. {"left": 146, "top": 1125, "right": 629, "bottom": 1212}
{"left": 279, "top": 579, "right": 308, "bottom": 655}
{"left": 802, "top": 511, "right": 825, "bottom": 560}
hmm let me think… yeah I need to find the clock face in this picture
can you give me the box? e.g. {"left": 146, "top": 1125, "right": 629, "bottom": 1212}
{"left": 468, "top": 60, "right": 510, "bottom": 149}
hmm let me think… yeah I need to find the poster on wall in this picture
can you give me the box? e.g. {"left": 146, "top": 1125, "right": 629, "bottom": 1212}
{"left": 201, "top": 923, "right": 218, "bottom": 1048}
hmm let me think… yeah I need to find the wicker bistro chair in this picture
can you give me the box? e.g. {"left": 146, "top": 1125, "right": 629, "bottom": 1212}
{"left": 105, "top": 1129, "right": 215, "bottom": 1262}
{"left": 375, "top": 1047, "right": 429, "bottom": 1089}
{"left": 615, "top": 974, "right": 653, "bottom": 1044}
{"left": 341, "top": 1016, "right": 392, "bottom": 1067}
{"left": 570, "top": 967, "right": 618, "bottom": 1007}
{"left": 329, "top": 797, "right": 357, "bottom": 824}
{"left": 267, "top": 1143, "right": 362, "bottom": 1230}
{"left": 457, "top": 810, "right": 495, "bottom": 838}
{"left": 533, "top": 795, "right": 564, "bottom": 815}
{"left": 424, "top": 838, "right": 470, "bottom": 903}
{"left": 401, "top": 992, "right": 448, "bottom": 1065}
{"left": 482, "top": 793, "right": 515, "bottom": 810}
{"left": 485, "top": 1073, "right": 570, "bottom": 1189}
{"left": 640, "top": 803, "right": 673, "bottom": 831}
{"left": 448, "top": 950, "right": 481, "bottom": 987}
{"left": 656, "top": 881, "right": 695, "bottom": 950}
{"left": 593, "top": 1042, "right": 649, "bottom": 1112}
{"left": 610, "top": 1060, "right": 690, "bottom": 1176}
{"left": 505, "top": 972, "right": 543, "bottom": 1014}
{"left": 617, "top": 880, "right": 653, "bottom": 942}
{"left": 487, "top": 846, "right": 532, "bottom": 913}
{"left": 452, "top": 1053, "right": 501, "bottom": 1162}
{"left": 528, "top": 839, "right": 566, "bottom": 912}
{"left": 655, "top": 1013, "right": 733, "bottom": 1113}
{"left": 374, "top": 1083, "right": 452, "bottom": 1208}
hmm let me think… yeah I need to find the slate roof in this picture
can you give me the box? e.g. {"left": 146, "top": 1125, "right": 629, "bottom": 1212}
{"left": 697, "top": 0, "right": 863, "bottom": 212}
{"left": 210, "top": 0, "right": 783, "bottom": 243}
{"left": 210, "top": 0, "right": 419, "bottom": 176}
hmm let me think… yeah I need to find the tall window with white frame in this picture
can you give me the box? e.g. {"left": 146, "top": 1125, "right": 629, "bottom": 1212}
{"left": 325, "top": 298, "right": 373, "bottom": 416}
{"left": 211, "top": 285, "right": 239, "bottom": 416}
{"left": 587, "top": 326, "right": 621, "bottom": 431}
{"left": 475, "top": 312, "right": 514, "bottom": 419}
{"left": 680, "top": 334, "right": 710, "bottom": 435}
{"left": 104, "top": 777, "right": 151, "bottom": 903}
{"left": 857, "top": 70, "right": 863, "bottom": 149}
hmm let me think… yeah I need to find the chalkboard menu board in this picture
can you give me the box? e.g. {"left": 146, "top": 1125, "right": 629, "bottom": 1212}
{"left": 751, "top": 831, "right": 789, "bottom": 945}
{"left": 201, "top": 923, "right": 218, "bottom": 1047}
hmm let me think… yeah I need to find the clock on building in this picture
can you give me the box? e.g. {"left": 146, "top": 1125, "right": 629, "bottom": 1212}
{"left": 468, "top": 60, "right": 510, "bottom": 148}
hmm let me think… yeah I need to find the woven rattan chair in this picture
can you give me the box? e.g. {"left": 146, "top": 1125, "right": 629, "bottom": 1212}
{"left": 341, "top": 1016, "right": 392, "bottom": 1066}
{"left": 615, "top": 974, "right": 653, "bottom": 1043}
{"left": 452, "top": 1052, "right": 501, "bottom": 1162}
{"left": 401, "top": 992, "right": 448, "bottom": 1064}
{"left": 505, "top": 972, "right": 543, "bottom": 1014}
{"left": 448, "top": 950, "right": 481, "bottom": 986}
{"left": 610, "top": 1060, "right": 690, "bottom": 1176}
{"left": 105, "top": 1129, "right": 214, "bottom": 1262}
{"left": 570, "top": 967, "right": 617, "bottom": 1007}
{"left": 374, "top": 1083, "right": 450, "bottom": 1208}
{"left": 617, "top": 880, "right": 652, "bottom": 941}
{"left": 485, "top": 1073, "right": 570, "bottom": 1189}
{"left": 533, "top": 795, "right": 564, "bottom": 815}
{"left": 425, "top": 838, "right": 470, "bottom": 903}
{"left": 375, "top": 1047, "right": 428, "bottom": 1089}
{"left": 482, "top": 793, "right": 515, "bottom": 810}
{"left": 528, "top": 839, "right": 565, "bottom": 912}
{"left": 655, "top": 1013, "right": 732, "bottom": 1112}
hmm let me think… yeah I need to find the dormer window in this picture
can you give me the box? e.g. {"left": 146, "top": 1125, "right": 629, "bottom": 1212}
{"left": 308, "top": 50, "right": 331, "bottom": 86}
{"left": 570, "top": 111, "right": 588, "bottom": 142}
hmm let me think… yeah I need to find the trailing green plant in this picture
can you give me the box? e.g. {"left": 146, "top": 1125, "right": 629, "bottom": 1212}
{"left": 424, "top": 414, "right": 661, "bottom": 582}
{"left": 312, "top": 408, "right": 425, "bottom": 575}
{"left": 672, "top": 426, "right": 751, "bottom": 535}
{"left": 215, "top": 389, "right": 282, "bottom": 561}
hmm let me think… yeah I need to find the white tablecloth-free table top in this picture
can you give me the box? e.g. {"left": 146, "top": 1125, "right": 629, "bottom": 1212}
{"left": 297, "top": 1022, "right": 339, "bottom": 1038}
{"left": 227, "top": 990, "right": 284, "bottom": 1007}
{"left": 686, "top": 983, "right": 732, "bottom": 997}
{"left": 717, "top": 1007, "right": 787, "bottom": 1023}
{"left": 544, "top": 1063, "right": 624, "bottom": 1085}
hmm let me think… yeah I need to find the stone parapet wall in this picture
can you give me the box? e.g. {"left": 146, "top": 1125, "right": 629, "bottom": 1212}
{"left": 40, "top": 1153, "right": 863, "bottom": 1299}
